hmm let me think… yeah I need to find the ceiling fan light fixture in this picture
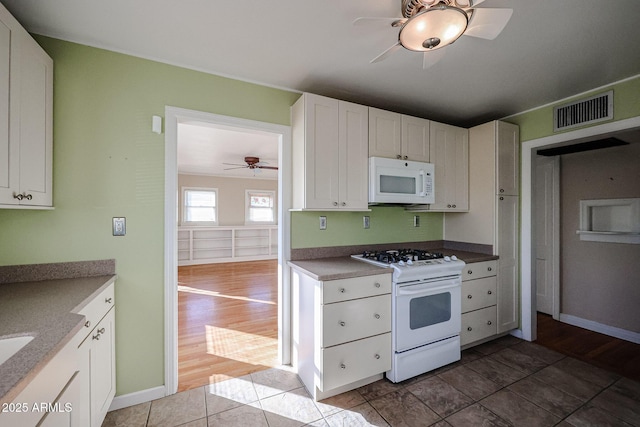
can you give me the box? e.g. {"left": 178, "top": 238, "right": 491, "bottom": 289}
{"left": 399, "top": 3, "right": 468, "bottom": 51}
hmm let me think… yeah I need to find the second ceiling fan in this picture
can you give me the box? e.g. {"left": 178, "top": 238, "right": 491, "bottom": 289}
{"left": 223, "top": 156, "right": 278, "bottom": 171}
{"left": 354, "top": 0, "right": 513, "bottom": 69}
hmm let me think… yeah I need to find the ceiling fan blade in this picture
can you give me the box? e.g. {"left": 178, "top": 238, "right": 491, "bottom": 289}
{"left": 353, "top": 17, "right": 405, "bottom": 27}
{"left": 422, "top": 49, "right": 447, "bottom": 69}
{"left": 371, "top": 42, "right": 402, "bottom": 64}
{"left": 468, "top": 0, "right": 487, "bottom": 7}
{"left": 222, "top": 162, "right": 247, "bottom": 167}
{"left": 258, "top": 166, "right": 278, "bottom": 170}
{"left": 464, "top": 8, "right": 513, "bottom": 40}
{"left": 223, "top": 166, "right": 248, "bottom": 170}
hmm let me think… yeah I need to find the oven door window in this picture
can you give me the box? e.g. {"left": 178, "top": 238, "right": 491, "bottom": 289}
{"left": 409, "top": 292, "right": 452, "bottom": 330}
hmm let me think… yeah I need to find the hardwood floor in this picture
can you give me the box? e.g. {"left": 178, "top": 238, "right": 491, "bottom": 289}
{"left": 535, "top": 312, "right": 640, "bottom": 382}
{"left": 177, "top": 260, "right": 279, "bottom": 392}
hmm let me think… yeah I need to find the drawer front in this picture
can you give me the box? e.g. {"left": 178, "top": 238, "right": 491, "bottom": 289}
{"left": 323, "top": 274, "right": 391, "bottom": 304}
{"left": 462, "top": 260, "right": 497, "bottom": 281}
{"left": 321, "top": 333, "right": 391, "bottom": 391}
{"left": 322, "top": 295, "right": 391, "bottom": 347}
{"left": 78, "top": 282, "right": 115, "bottom": 340}
{"left": 461, "top": 306, "right": 497, "bottom": 346}
{"left": 462, "top": 276, "right": 497, "bottom": 313}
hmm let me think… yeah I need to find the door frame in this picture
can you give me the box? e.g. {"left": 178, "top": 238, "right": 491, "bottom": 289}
{"left": 519, "top": 115, "right": 640, "bottom": 342}
{"left": 163, "top": 106, "right": 292, "bottom": 395}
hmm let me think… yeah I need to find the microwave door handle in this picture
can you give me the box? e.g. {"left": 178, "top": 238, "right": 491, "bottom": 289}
{"left": 418, "top": 170, "right": 425, "bottom": 196}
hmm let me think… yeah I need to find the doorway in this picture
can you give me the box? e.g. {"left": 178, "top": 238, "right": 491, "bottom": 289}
{"left": 164, "top": 107, "right": 292, "bottom": 396}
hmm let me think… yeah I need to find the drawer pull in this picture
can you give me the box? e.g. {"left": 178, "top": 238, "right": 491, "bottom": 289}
{"left": 84, "top": 320, "right": 91, "bottom": 328}
{"left": 98, "top": 327, "right": 106, "bottom": 334}
{"left": 374, "top": 313, "right": 381, "bottom": 319}
{"left": 487, "top": 321, "right": 492, "bottom": 326}
{"left": 467, "top": 270, "right": 472, "bottom": 274}
{"left": 339, "top": 321, "right": 346, "bottom": 327}
{"left": 374, "top": 354, "right": 381, "bottom": 360}
{"left": 487, "top": 267, "right": 492, "bottom": 272}
{"left": 105, "top": 297, "right": 113, "bottom": 304}
{"left": 92, "top": 333, "right": 101, "bottom": 341}
{"left": 467, "top": 327, "right": 472, "bottom": 331}
{"left": 467, "top": 295, "right": 472, "bottom": 299}
{"left": 340, "top": 363, "right": 346, "bottom": 369}
{"left": 339, "top": 288, "right": 345, "bottom": 293}
{"left": 374, "top": 282, "right": 381, "bottom": 288}
{"left": 487, "top": 290, "right": 492, "bottom": 295}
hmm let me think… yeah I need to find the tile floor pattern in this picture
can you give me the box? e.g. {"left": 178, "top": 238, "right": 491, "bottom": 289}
{"left": 103, "top": 336, "right": 640, "bottom": 427}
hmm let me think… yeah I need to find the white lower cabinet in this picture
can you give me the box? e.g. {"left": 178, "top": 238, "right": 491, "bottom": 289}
{"left": 293, "top": 271, "right": 392, "bottom": 400}
{"left": 460, "top": 260, "right": 498, "bottom": 347}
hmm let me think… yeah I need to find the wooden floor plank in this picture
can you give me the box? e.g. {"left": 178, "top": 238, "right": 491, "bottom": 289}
{"left": 177, "top": 260, "right": 279, "bottom": 392}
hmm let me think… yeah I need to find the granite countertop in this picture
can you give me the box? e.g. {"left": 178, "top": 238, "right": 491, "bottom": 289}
{"left": 0, "top": 261, "right": 116, "bottom": 406}
{"left": 288, "top": 248, "right": 497, "bottom": 281}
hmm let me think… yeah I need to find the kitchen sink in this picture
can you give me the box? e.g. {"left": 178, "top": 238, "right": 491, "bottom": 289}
{"left": 0, "top": 335, "right": 34, "bottom": 365}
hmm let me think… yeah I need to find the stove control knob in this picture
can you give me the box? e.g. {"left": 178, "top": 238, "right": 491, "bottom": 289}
{"left": 407, "top": 259, "right": 413, "bottom": 265}
{"left": 444, "top": 256, "right": 451, "bottom": 262}
{"left": 398, "top": 260, "right": 405, "bottom": 266}
{"left": 451, "top": 255, "right": 458, "bottom": 261}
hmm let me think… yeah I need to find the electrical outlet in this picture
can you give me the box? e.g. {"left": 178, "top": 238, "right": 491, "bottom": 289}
{"left": 319, "top": 216, "right": 327, "bottom": 230}
{"left": 363, "top": 216, "right": 370, "bottom": 229}
{"left": 113, "top": 217, "right": 126, "bottom": 236}
{"left": 413, "top": 215, "right": 420, "bottom": 227}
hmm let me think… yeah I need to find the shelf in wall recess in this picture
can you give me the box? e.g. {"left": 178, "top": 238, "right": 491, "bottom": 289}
{"left": 576, "top": 230, "right": 640, "bottom": 244}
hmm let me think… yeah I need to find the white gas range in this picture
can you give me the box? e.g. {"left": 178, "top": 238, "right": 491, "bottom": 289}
{"left": 351, "top": 249, "right": 465, "bottom": 382}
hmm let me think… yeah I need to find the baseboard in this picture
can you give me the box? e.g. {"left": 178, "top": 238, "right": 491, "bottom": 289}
{"left": 559, "top": 313, "right": 640, "bottom": 344}
{"left": 108, "top": 386, "right": 167, "bottom": 411}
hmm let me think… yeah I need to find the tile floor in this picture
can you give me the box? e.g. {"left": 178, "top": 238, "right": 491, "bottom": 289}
{"left": 102, "top": 336, "right": 640, "bottom": 427}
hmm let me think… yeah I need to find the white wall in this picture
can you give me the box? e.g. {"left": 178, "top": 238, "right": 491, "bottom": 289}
{"left": 178, "top": 174, "right": 277, "bottom": 226}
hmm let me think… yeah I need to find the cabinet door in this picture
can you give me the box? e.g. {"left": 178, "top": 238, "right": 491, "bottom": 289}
{"left": 303, "top": 94, "right": 341, "bottom": 209}
{"left": 368, "top": 107, "right": 402, "bottom": 159}
{"left": 91, "top": 308, "right": 116, "bottom": 427}
{"left": 429, "top": 122, "right": 469, "bottom": 211}
{"left": 401, "top": 115, "right": 430, "bottom": 162}
{"left": 339, "top": 101, "right": 369, "bottom": 209}
{"left": 497, "top": 121, "right": 519, "bottom": 196}
{"left": 0, "top": 10, "right": 18, "bottom": 204}
{"left": 496, "top": 195, "right": 519, "bottom": 333}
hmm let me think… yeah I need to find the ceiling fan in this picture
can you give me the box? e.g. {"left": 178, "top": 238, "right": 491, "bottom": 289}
{"left": 223, "top": 156, "right": 278, "bottom": 171}
{"left": 354, "top": 0, "right": 513, "bottom": 69}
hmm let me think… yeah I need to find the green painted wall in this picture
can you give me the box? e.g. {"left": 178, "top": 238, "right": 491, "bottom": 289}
{"left": 0, "top": 37, "right": 299, "bottom": 396}
{"left": 507, "top": 76, "right": 640, "bottom": 142}
{"left": 291, "top": 208, "right": 443, "bottom": 248}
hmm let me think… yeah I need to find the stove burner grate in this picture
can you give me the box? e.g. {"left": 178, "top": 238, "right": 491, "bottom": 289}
{"left": 361, "top": 249, "right": 444, "bottom": 264}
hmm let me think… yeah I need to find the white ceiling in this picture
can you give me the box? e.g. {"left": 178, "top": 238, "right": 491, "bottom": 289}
{"left": 3, "top": 0, "right": 640, "bottom": 130}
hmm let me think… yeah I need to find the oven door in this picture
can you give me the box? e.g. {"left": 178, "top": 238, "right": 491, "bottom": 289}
{"left": 394, "top": 276, "right": 461, "bottom": 353}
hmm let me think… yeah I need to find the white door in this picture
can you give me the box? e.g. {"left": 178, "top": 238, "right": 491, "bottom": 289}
{"left": 534, "top": 156, "right": 559, "bottom": 317}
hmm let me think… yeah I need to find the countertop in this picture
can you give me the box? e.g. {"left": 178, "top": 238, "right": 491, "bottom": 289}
{"left": 288, "top": 248, "right": 498, "bottom": 281}
{"left": 0, "top": 273, "right": 116, "bottom": 405}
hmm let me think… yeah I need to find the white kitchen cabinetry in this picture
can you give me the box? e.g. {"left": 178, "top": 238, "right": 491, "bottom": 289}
{"left": 177, "top": 225, "right": 278, "bottom": 265}
{"left": 460, "top": 260, "right": 497, "bottom": 346}
{"left": 293, "top": 272, "right": 392, "bottom": 400}
{"left": 428, "top": 121, "right": 469, "bottom": 211}
{"left": 291, "top": 93, "right": 369, "bottom": 211}
{"left": 0, "top": 2, "right": 53, "bottom": 208}
{"left": 445, "top": 120, "right": 520, "bottom": 335}
{"left": 368, "top": 107, "right": 430, "bottom": 162}
{"left": 77, "top": 282, "right": 116, "bottom": 427}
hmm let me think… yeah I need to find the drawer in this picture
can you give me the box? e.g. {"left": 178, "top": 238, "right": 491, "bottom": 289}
{"left": 461, "top": 306, "right": 497, "bottom": 346}
{"left": 322, "top": 294, "right": 391, "bottom": 347}
{"left": 323, "top": 274, "right": 391, "bottom": 304}
{"left": 321, "top": 333, "right": 391, "bottom": 392}
{"left": 77, "top": 282, "right": 115, "bottom": 340}
{"left": 462, "top": 260, "right": 497, "bottom": 281}
{"left": 461, "top": 276, "right": 497, "bottom": 313}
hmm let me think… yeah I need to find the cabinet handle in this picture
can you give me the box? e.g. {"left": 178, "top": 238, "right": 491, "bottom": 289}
{"left": 105, "top": 297, "right": 113, "bottom": 304}
{"left": 487, "top": 290, "right": 492, "bottom": 295}
{"left": 403, "top": 156, "right": 408, "bottom": 160}
{"left": 500, "top": 189, "right": 504, "bottom": 193}
{"left": 98, "top": 327, "right": 106, "bottom": 334}
{"left": 452, "top": 204, "right": 456, "bottom": 208}
{"left": 341, "top": 202, "right": 346, "bottom": 206}
{"left": 468, "top": 270, "right": 472, "bottom": 274}
{"left": 13, "top": 193, "right": 24, "bottom": 200}
{"left": 339, "top": 288, "right": 345, "bottom": 293}
{"left": 333, "top": 201, "right": 338, "bottom": 206}
{"left": 92, "top": 333, "right": 101, "bottom": 341}
{"left": 500, "top": 197, "right": 504, "bottom": 201}
{"left": 339, "top": 321, "right": 346, "bottom": 327}
{"left": 467, "top": 295, "right": 472, "bottom": 299}
{"left": 374, "top": 282, "right": 381, "bottom": 288}
{"left": 84, "top": 320, "right": 91, "bottom": 328}
{"left": 487, "top": 321, "right": 492, "bottom": 326}
{"left": 396, "top": 155, "right": 402, "bottom": 159}
{"left": 487, "top": 267, "right": 492, "bottom": 272}
{"left": 374, "top": 354, "right": 381, "bottom": 360}
{"left": 24, "top": 194, "right": 32, "bottom": 200}
{"left": 447, "top": 204, "right": 452, "bottom": 208}
{"left": 467, "top": 327, "right": 472, "bottom": 331}
{"left": 340, "top": 363, "right": 346, "bottom": 369}
{"left": 374, "top": 313, "right": 381, "bottom": 319}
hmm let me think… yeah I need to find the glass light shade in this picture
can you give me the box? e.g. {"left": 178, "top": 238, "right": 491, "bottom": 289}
{"left": 399, "top": 5, "right": 468, "bottom": 51}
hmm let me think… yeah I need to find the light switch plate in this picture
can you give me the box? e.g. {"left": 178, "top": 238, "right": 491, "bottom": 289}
{"left": 363, "top": 216, "right": 370, "bottom": 229}
{"left": 319, "top": 216, "right": 327, "bottom": 230}
{"left": 113, "top": 217, "right": 126, "bottom": 236}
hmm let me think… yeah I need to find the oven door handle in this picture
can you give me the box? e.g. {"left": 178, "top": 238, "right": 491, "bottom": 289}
{"left": 397, "top": 282, "right": 459, "bottom": 296}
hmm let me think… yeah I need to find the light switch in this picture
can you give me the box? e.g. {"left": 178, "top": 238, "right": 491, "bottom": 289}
{"left": 113, "top": 217, "right": 126, "bottom": 236}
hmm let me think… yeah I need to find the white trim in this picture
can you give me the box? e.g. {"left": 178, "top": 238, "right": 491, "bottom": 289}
{"left": 164, "top": 106, "right": 292, "bottom": 396}
{"left": 520, "top": 115, "right": 640, "bottom": 342}
{"left": 108, "top": 386, "right": 166, "bottom": 411}
{"left": 559, "top": 314, "right": 640, "bottom": 344}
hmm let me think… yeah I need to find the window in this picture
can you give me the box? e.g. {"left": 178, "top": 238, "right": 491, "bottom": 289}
{"left": 246, "top": 190, "right": 276, "bottom": 224}
{"left": 183, "top": 187, "right": 218, "bottom": 225}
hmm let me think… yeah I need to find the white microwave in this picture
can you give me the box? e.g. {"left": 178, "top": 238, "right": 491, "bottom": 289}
{"left": 369, "top": 157, "right": 435, "bottom": 205}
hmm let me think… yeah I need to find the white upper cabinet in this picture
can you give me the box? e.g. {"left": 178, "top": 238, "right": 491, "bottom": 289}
{"left": 428, "top": 121, "right": 469, "bottom": 211}
{"left": 497, "top": 121, "right": 519, "bottom": 196}
{"left": 291, "top": 93, "right": 369, "bottom": 211}
{"left": 0, "top": 3, "right": 53, "bottom": 208}
{"left": 368, "top": 107, "right": 430, "bottom": 162}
